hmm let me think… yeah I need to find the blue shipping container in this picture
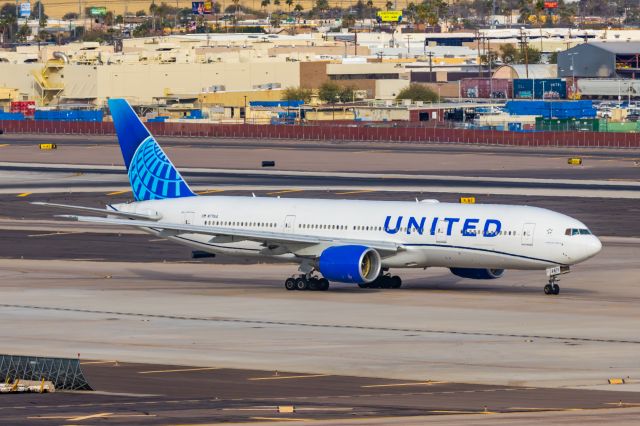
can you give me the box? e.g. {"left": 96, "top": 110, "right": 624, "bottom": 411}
{"left": 250, "top": 100, "right": 304, "bottom": 108}
{"left": 505, "top": 100, "right": 595, "bottom": 119}
{"left": 514, "top": 79, "right": 567, "bottom": 100}
{"left": 34, "top": 109, "right": 103, "bottom": 122}
{"left": 0, "top": 112, "right": 25, "bottom": 120}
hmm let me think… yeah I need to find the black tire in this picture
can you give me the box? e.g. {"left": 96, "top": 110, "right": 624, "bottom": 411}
{"left": 544, "top": 284, "right": 552, "bottom": 295}
{"left": 553, "top": 284, "right": 560, "bottom": 295}
{"left": 319, "top": 278, "right": 330, "bottom": 291}
{"left": 391, "top": 276, "right": 402, "bottom": 289}
{"left": 358, "top": 283, "right": 369, "bottom": 288}
{"left": 295, "top": 277, "right": 308, "bottom": 291}
{"left": 308, "top": 278, "right": 319, "bottom": 291}
{"left": 285, "top": 278, "right": 296, "bottom": 291}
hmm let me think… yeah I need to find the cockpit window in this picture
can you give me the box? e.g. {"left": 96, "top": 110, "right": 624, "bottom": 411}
{"left": 565, "top": 228, "right": 592, "bottom": 236}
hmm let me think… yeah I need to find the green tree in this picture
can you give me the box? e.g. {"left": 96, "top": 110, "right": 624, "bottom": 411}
{"left": 62, "top": 12, "right": 79, "bottom": 20}
{"left": 30, "top": 1, "right": 47, "bottom": 29}
{"left": 498, "top": 43, "right": 518, "bottom": 64}
{"left": 518, "top": 46, "right": 542, "bottom": 65}
{"left": 283, "top": 86, "right": 313, "bottom": 103}
{"left": 0, "top": 3, "right": 18, "bottom": 42}
{"left": 338, "top": 85, "right": 356, "bottom": 103}
{"left": 396, "top": 84, "right": 439, "bottom": 102}
{"left": 16, "top": 22, "right": 30, "bottom": 41}
{"left": 318, "top": 81, "right": 343, "bottom": 104}
{"left": 285, "top": 0, "right": 293, "bottom": 11}
{"left": 294, "top": 3, "right": 303, "bottom": 12}
{"left": 315, "top": 0, "right": 329, "bottom": 14}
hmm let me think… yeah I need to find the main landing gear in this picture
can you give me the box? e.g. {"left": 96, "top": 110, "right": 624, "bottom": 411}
{"left": 358, "top": 274, "right": 402, "bottom": 289}
{"left": 284, "top": 275, "right": 330, "bottom": 291}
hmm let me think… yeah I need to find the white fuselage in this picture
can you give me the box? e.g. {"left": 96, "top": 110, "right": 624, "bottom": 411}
{"left": 114, "top": 196, "right": 602, "bottom": 270}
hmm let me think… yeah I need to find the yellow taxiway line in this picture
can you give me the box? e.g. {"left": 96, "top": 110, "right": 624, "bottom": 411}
{"left": 196, "top": 189, "right": 225, "bottom": 195}
{"left": 361, "top": 381, "right": 447, "bottom": 388}
{"left": 106, "top": 190, "right": 130, "bottom": 196}
{"left": 17, "top": 192, "right": 32, "bottom": 197}
{"left": 266, "top": 189, "right": 303, "bottom": 195}
{"left": 138, "top": 367, "right": 219, "bottom": 374}
{"left": 334, "top": 189, "right": 375, "bottom": 195}
{"left": 248, "top": 374, "right": 330, "bottom": 381}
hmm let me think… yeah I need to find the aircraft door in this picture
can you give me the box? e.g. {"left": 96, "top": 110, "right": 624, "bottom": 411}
{"left": 521, "top": 223, "right": 535, "bottom": 246}
{"left": 436, "top": 219, "right": 447, "bottom": 243}
{"left": 283, "top": 215, "right": 296, "bottom": 233}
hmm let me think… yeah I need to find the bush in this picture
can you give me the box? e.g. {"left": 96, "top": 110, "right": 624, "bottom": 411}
{"left": 396, "top": 84, "right": 439, "bottom": 102}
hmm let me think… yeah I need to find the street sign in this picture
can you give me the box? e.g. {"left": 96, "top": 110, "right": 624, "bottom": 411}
{"left": 376, "top": 10, "right": 403, "bottom": 23}
{"left": 89, "top": 7, "right": 107, "bottom": 16}
{"left": 19, "top": 2, "right": 30, "bottom": 18}
{"left": 544, "top": 1, "right": 558, "bottom": 8}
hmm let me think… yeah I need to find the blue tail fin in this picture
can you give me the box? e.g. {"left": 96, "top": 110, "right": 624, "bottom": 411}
{"left": 108, "top": 98, "right": 195, "bottom": 201}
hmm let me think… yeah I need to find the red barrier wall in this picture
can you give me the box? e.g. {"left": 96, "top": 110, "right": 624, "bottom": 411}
{"left": 1, "top": 120, "right": 639, "bottom": 148}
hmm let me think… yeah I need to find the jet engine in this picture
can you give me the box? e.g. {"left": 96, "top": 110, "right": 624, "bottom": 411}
{"left": 317, "top": 245, "right": 381, "bottom": 283}
{"left": 450, "top": 268, "right": 505, "bottom": 280}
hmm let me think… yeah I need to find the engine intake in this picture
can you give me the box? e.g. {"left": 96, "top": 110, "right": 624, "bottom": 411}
{"left": 318, "top": 245, "right": 381, "bottom": 284}
{"left": 450, "top": 268, "right": 505, "bottom": 280}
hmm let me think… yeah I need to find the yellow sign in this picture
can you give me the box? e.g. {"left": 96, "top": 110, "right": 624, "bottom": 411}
{"left": 459, "top": 197, "right": 476, "bottom": 204}
{"left": 39, "top": 143, "right": 57, "bottom": 150}
{"left": 377, "top": 10, "right": 403, "bottom": 22}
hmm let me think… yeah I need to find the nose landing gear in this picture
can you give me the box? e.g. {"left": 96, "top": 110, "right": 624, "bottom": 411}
{"left": 544, "top": 266, "right": 568, "bottom": 295}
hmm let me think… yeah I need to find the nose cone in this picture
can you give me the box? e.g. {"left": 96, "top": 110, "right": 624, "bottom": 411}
{"left": 589, "top": 236, "right": 603, "bottom": 257}
{"left": 576, "top": 236, "right": 602, "bottom": 262}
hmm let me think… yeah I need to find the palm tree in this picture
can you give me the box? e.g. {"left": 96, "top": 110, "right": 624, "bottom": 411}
{"left": 294, "top": 3, "right": 303, "bottom": 22}
{"left": 366, "top": 0, "right": 374, "bottom": 21}
{"left": 286, "top": 0, "right": 293, "bottom": 12}
{"left": 274, "top": 0, "right": 281, "bottom": 8}
{"left": 261, "top": 0, "right": 271, "bottom": 12}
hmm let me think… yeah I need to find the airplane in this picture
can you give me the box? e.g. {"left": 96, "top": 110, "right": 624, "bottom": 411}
{"left": 35, "top": 99, "right": 602, "bottom": 295}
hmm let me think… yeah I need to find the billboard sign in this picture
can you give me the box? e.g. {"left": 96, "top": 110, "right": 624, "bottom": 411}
{"left": 376, "top": 10, "right": 403, "bottom": 23}
{"left": 192, "top": 2, "right": 204, "bottom": 15}
{"left": 19, "top": 2, "right": 30, "bottom": 18}
{"left": 544, "top": 1, "right": 558, "bottom": 8}
{"left": 192, "top": 1, "right": 212, "bottom": 14}
{"left": 89, "top": 7, "right": 107, "bottom": 16}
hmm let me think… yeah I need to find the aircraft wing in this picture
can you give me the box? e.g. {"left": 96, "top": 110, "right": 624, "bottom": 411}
{"left": 31, "top": 202, "right": 162, "bottom": 221}
{"left": 58, "top": 214, "right": 402, "bottom": 256}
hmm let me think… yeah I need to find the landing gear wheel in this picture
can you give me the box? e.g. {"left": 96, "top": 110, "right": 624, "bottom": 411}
{"left": 285, "top": 278, "right": 296, "bottom": 291}
{"left": 308, "top": 278, "right": 319, "bottom": 291}
{"left": 390, "top": 276, "right": 402, "bottom": 289}
{"left": 358, "top": 283, "right": 369, "bottom": 289}
{"left": 544, "top": 283, "right": 560, "bottom": 295}
{"left": 318, "top": 278, "right": 330, "bottom": 291}
{"left": 295, "top": 277, "right": 308, "bottom": 291}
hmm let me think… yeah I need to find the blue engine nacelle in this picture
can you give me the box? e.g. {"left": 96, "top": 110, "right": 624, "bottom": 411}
{"left": 317, "top": 245, "right": 381, "bottom": 284}
{"left": 450, "top": 268, "right": 505, "bottom": 280}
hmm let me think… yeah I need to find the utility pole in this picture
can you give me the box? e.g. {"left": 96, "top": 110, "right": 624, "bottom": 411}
{"left": 427, "top": 51, "right": 434, "bottom": 82}
{"left": 406, "top": 34, "right": 410, "bottom": 56}
{"left": 520, "top": 27, "right": 529, "bottom": 79}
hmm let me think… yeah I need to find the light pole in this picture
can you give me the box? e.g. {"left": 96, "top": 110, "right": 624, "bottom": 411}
{"left": 568, "top": 52, "right": 578, "bottom": 99}
{"left": 243, "top": 95, "right": 247, "bottom": 124}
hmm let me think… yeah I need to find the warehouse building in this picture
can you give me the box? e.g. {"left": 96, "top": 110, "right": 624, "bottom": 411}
{"left": 557, "top": 42, "right": 640, "bottom": 79}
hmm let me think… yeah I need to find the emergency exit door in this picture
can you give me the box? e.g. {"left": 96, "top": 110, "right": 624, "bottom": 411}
{"left": 521, "top": 223, "right": 535, "bottom": 246}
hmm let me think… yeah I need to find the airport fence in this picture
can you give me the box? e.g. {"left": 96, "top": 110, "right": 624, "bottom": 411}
{"left": 1, "top": 120, "right": 640, "bottom": 148}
